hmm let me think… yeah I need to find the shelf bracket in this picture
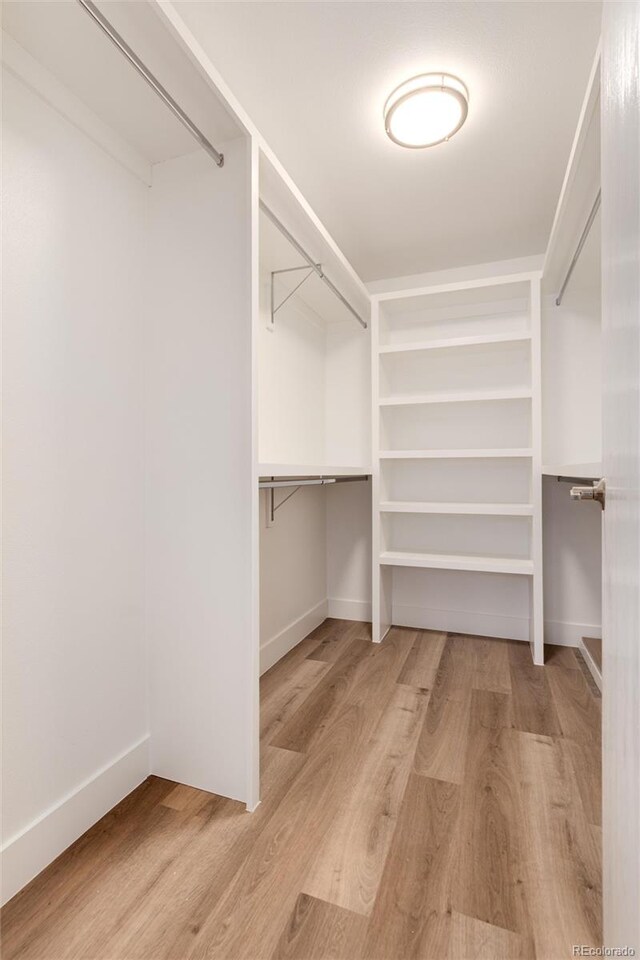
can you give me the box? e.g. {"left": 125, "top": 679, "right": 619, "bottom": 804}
{"left": 270, "top": 264, "right": 321, "bottom": 328}
{"left": 268, "top": 484, "right": 301, "bottom": 525}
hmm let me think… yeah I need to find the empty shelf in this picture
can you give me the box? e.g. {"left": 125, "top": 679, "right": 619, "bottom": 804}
{"left": 379, "top": 501, "right": 534, "bottom": 516}
{"left": 542, "top": 461, "right": 602, "bottom": 479}
{"left": 379, "top": 448, "right": 533, "bottom": 460}
{"left": 259, "top": 463, "right": 370, "bottom": 477}
{"left": 380, "top": 551, "right": 534, "bottom": 575}
{"left": 379, "top": 388, "right": 532, "bottom": 407}
{"left": 378, "top": 332, "right": 531, "bottom": 355}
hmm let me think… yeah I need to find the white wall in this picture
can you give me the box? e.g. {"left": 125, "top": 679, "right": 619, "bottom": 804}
{"left": 2, "top": 69, "right": 149, "bottom": 903}
{"left": 259, "top": 486, "right": 327, "bottom": 673}
{"left": 146, "top": 140, "right": 255, "bottom": 804}
{"left": 258, "top": 298, "right": 326, "bottom": 465}
{"left": 326, "top": 480, "right": 372, "bottom": 621}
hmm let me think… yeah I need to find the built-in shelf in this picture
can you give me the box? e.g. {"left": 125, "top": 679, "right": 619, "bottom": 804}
{"left": 379, "top": 501, "right": 534, "bottom": 516}
{"left": 380, "top": 389, "right": 531, "bottom": 407}
{"left": 378, "top": 332, "right": 531, "bottom": 356}
{"left": 380, "top": 550, "right": 534, "bottom": 575}
{"left": 379, "top": 448, "right": 533, "bottom": 460}
{"left": 542, "top": 461, "right": 602, "bottom": 479}
{"left": 259, "top": 463, "right": 370, "bottom": 478}
{"left": 379, "top": 388, "right": 532, "bottom": 407}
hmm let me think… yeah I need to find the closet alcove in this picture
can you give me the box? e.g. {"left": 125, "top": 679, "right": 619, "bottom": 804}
{"left": 3, "top": 0, "right": 256, "bottom": 901}
{"left": 541, "top": 54, "right": 602, "bottom": 683}
{"left": 256, "top": 154, "right": 372, "bottom": 675}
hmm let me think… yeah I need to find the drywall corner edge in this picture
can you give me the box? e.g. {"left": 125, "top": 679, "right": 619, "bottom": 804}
{"left": 0, "top": 735, "right": 150, "bottom": 907}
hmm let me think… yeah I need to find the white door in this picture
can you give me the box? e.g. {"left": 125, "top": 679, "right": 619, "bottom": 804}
{"left": 601, "top": 1, "right": 640, "bottom": 952}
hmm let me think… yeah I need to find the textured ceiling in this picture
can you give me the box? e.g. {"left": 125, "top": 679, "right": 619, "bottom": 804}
{"left": 176, "top": 1, "right": 601, "bottom": 282}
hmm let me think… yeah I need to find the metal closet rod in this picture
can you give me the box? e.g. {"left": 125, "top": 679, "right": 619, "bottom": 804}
{"left": 555, "top": 189, "right": 601, "bottom": 306}
{"left": 259, "top": 201, "right": 368, "bottom": 330}
{"left": 76, "top": 0, "right": 224, "bottom": 167}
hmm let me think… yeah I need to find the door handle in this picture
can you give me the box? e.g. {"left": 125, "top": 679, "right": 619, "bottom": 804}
{"left": 570, "top": 477, "right": 606, "bottom": 510}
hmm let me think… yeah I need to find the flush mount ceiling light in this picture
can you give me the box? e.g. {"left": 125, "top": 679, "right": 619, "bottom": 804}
{"left": 384, "top": 73, "right": 469, "bottom": 148}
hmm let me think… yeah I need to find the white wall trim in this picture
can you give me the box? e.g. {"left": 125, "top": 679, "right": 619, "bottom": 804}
{"left": 390, "top": 603, "right": 600, "bottom": 648}
{"left": 578, "top": 636, "right": 602, "bottom": 692}
{"left": 1, "top": 735, "right": 150, "bottom": 907}
{"left": 392, "top": 603, "right": 530, "bottom": 641}
{"left": 260, "top": 599, "right": 328, "bottom": 675}
{"left": 328, "top": 597, "right": 372, "bottom": 622}
{"left": 545, "top": 619, "right": 602, "bottom": 648}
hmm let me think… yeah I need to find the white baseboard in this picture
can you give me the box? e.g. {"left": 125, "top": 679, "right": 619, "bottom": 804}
{"left": 578, "top": 636, "right": 602, "bottom": 691}
{"left": 1, "top": 735, "right": 150, "bottom": 906}
{"left": 327, "top": 597, "right": 372, "bottom": 621}
{"left": 392, "top": 604, "right": 530, "bottom": 641}
{"left": 391, "top": 604, "right": 600, "bottom": 648}
{"left": 544, "top": 619, "right": 602, "bottom": 647}
{"left": 260, "top": 599, "right": 328, "bottom": 675}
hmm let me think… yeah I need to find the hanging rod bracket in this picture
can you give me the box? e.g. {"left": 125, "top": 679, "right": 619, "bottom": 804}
{"left": 260, "top": 200, "right": 368, "bottom": 330}
{"left": 270, "top": 264, "right": 321, "bottom": 327}
{"left": 260, "top": 475, "right": 369, "bottom": 525}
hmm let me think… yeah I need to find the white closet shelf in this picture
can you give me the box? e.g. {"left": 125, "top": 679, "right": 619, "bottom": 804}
{"left": 259, "top": 463, "right": 371, "bottom": 478}
{"left": 378, "top": 332, "right": 531, "bottom": 355}
{"left": 379, "top": 448, "right": 533, "bottom": 460}
{"left": 380, "top": 550, "right": 534, "bottom": 575}
{"left": 379, "top": 501, "right": 534, "bottom": 516}
{"left": 379, "top": 388, "right": 532, "bottom": 407}
{"left": 542, "top": 461, "right": 602, "bottom": 478}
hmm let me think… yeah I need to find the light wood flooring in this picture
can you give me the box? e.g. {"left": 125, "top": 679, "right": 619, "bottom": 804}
{"left": 1, "top": 621, "right": 602, "bottom": 960}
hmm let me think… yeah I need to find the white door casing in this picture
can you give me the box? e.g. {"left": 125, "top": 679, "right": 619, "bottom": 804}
{"left": 601, "top": 2, "right": 640, "bottom": 952}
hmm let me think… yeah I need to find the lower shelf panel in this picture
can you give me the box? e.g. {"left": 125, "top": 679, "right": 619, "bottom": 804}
{"left": 379, "top": 550, "right": 534, "bottom": 575}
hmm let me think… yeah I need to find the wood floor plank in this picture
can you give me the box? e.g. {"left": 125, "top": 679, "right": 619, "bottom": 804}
{"left": 513, "top": 730, "right": 602, "bottom": 957}
{"left": 90, "top": 746, "right": 304, "bottom": 960}
{"left": 12, "top": 797, "right": 232, "bottom": 960}
{"left": 412, "top": 633, "right": 475, "bottom": 784}
{"left": 1, "top": 627, "right": 602, "bottom": 960}
{"left": 544, "top": 643, "right": 580, "bottom": 669}
{"left": 261, "top": 656, "right": 331, "bottom": 745}
{"left": 362, "top": 774, "right": 460, "bottom": 960}
{"left": 468, "top": 635, "right": 512, "bottom": 695}
{"left": 453, "top": 689, "right": 530, "bottom": 939}
{"left": 413, "top": 694, "right": 471, "bottom": 784}
{"left": 449, "top": 910, "right": 532, "bottom": 959}
{"left": 396, "top": 628, "right": 446, "bottom": 688}
{"left": 271, "top": 894, "right": 367, "bottom": 960}
{"left": 271, "top": 636, "right": 373, "bottom": 753}
{"left": 558, "top": 736, "right": 602, "bottom": 827}
{"left": 0, "top": 776, "right": 176, "bottom": 960}
{"left": 307, "top": 620, "right": 372, "bottom": 662}
{"left": 302, "top": 684, "right": 429, "bottom": 915}
{"left": 508, "top": 641, "right": 561, "bottom": 736}
{"left": 176, "top": 631, "right": 414, "bottom": 960}
{"left": 430, "top": 634, "right": 477, "bottom": 703}
{"left": 546, "top": 663, "right": 601, "bottom": 748}
{"left": 260, "top": 621, "right": 336, "bottom": 696}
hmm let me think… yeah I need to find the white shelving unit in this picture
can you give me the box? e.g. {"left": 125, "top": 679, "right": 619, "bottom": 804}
{"left": 371, "top": 274, "right": 544, "bottom": 664}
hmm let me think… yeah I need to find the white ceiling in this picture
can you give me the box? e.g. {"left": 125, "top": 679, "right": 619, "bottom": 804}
{"left": 176, "top": 0, "right": 601, "bottom": 282}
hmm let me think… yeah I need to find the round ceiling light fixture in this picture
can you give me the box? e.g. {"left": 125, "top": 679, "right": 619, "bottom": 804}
{"left": 384, "top": 73, "right": 469, "bottom": 148}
